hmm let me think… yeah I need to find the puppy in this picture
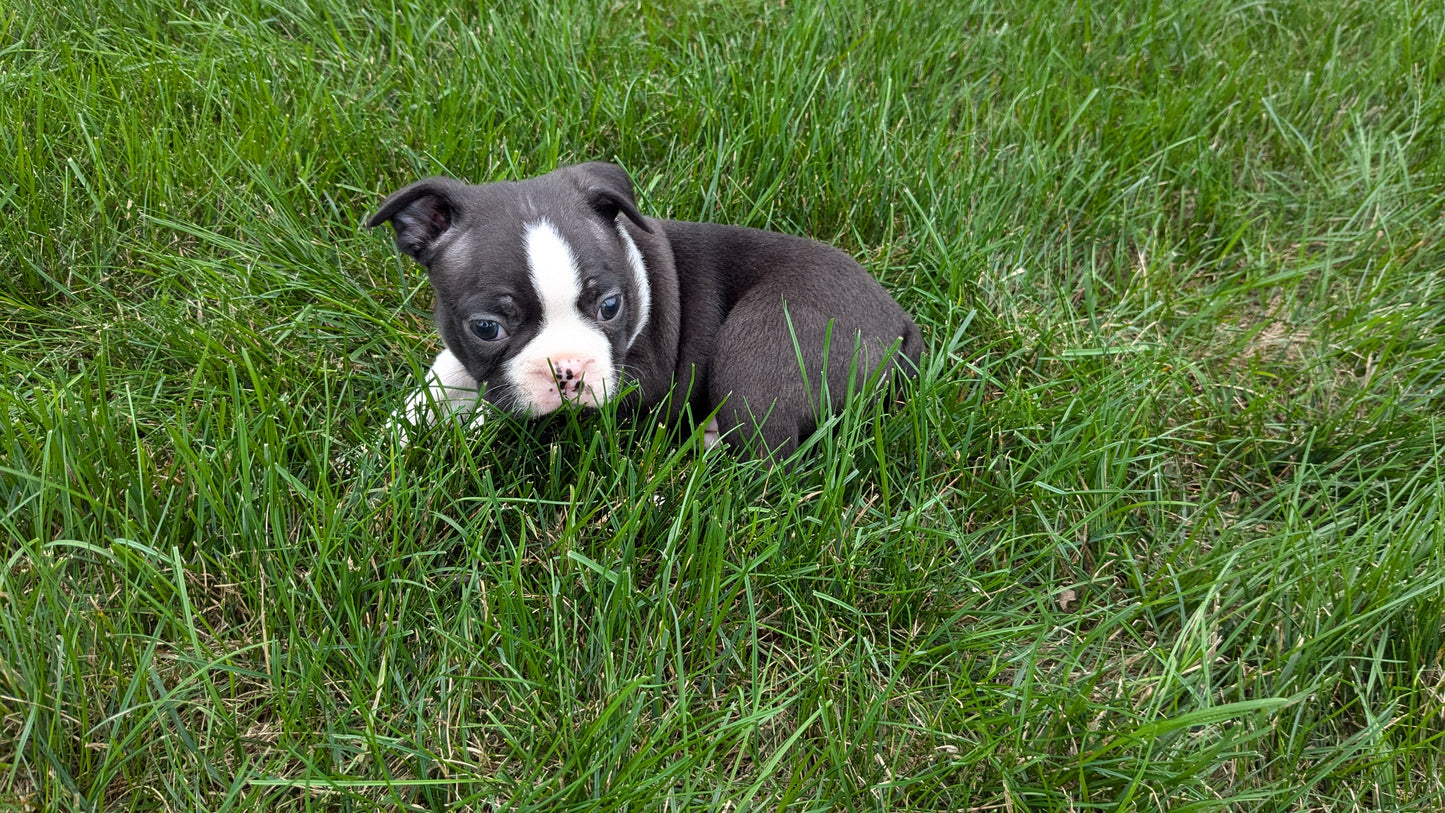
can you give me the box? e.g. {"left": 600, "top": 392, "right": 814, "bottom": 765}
{"left": 368, "top": 162, "right": 922, "bottom": 458}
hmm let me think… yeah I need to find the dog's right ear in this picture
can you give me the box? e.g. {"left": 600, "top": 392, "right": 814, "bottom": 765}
{"left": 366, "top": 177, "right": 466, "bottom": 262}
{"left": 573, "top": 162, "right": 652, "bottom": 233}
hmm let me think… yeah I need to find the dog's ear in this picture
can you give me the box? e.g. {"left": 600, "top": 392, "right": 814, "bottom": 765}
{"left": 366, "top": 177, "right": 466, "bottom": 262}
{"left": 576, "top": 162, "right": 652, "bottom": 234}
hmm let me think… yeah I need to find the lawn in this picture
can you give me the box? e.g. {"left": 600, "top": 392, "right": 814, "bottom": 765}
{"left": 3, "top": 0, "right": 1445, "bottom": 809}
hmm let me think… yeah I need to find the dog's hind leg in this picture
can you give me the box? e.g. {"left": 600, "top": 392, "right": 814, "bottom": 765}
{"left": 707, "top": 291, "right": 900, "bottom": 461}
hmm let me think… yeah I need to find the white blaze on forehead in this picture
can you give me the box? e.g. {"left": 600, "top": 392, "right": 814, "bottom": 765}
{"left": 616, "top": 223, "right": 650, "bottom": 348}
{"left": 507, "top": 220, "right": 615, "bottom": 411}
{"left": 524, "top": 219, "right": 583, "bottom": 311}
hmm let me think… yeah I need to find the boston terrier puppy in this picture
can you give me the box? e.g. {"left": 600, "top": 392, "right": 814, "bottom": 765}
{"left": 368, "top": 162, "right": 922, "bottom": 459}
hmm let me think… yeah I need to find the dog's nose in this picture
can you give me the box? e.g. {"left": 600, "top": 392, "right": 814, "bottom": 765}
{"left": 549, "top": 358, "right": 587, "bottom": 393}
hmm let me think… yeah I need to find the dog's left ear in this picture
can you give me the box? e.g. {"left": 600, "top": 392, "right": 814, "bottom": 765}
{"left": 576, "top": 163, "right": 653, "bottom": 234}
{"left": 366, "top": 176, "right": 467, "bottom": 263}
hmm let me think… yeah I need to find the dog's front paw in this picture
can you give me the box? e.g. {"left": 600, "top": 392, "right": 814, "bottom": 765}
{"left": 389, "top": 349, "right": 485, "bottom": 445}
{"left": 702, "top": 416, "right": 722, "bottom": 449}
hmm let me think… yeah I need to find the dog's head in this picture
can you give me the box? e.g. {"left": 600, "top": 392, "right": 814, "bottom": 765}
{"left": 368, "top": 163, "right": 654, "bottom": 416}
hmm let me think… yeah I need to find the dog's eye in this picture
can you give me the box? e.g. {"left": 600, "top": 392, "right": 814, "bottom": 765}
{"left": 597, "top": 295, "right": 621, "bottom": 322}
{"left": 469, "top": 319, "right": 508, "bottom": 342}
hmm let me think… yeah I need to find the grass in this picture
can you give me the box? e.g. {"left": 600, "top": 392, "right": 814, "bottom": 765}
{"left": 3, "top": 0, "right": 1445, "bottom": 809}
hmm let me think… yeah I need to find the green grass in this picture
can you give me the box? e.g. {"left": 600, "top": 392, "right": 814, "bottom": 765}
{"left": 3, "top": 0, "right": 1445, "bottom": 809}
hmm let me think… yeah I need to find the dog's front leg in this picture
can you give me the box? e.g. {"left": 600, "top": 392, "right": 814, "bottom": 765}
{"left": 395, "top": 348, "right": 485, "bottom": 431}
